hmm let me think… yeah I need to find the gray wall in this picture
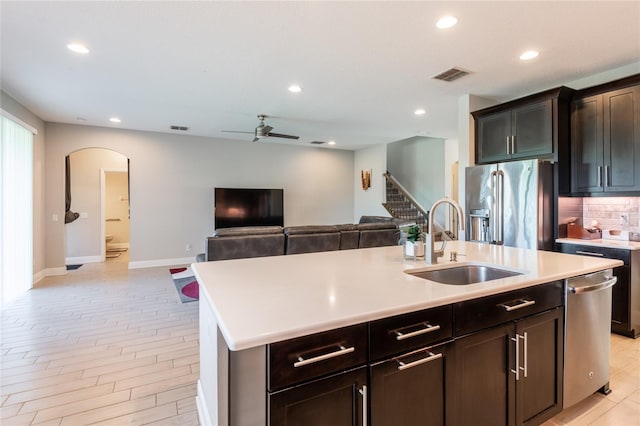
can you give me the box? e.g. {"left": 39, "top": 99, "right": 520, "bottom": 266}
{"left": 45, "top": 123, "right": 354, "bottom": 268}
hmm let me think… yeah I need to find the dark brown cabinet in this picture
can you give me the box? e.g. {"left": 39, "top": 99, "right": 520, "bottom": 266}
{"left": 557, "top": 243, "right": 638, "bottom": 338}
{"left": 476, "top": 100, "right": 553, "bottom": 163}
{"left": 473, "top": 87, "right": 572, "bottom": 165}
{"left": 269, "top": 367, "right": 367, "bottom": 426}
{"left": 368, "top": 306, "right": 453, "bottom": 426}
{"left": 449, "top": 283, "right": 564, "bottom": 426}
{"left": 571, "top": 82, "right": 640, "bottom": 195}
{"left": 370, "top": 343, "right": 450, "bottom": 426}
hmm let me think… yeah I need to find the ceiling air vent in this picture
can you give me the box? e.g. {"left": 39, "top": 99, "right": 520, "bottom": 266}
{"left": 310, "top": 141, "right": 326, "bottom": 145}
{"left": 432, "top": 67, "right": 470, "bottom": 82}
{"left": 170, "top": 125, "right": 189, "bottom": 131}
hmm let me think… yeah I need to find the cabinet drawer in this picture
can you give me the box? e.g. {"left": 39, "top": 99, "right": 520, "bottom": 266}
{"left": 454, "top": 281, "right": 564, "bottom": 336}
{"left": 558, "top": 243, "right": 630, "bottom": 265}
{"left": 369, "top": 305, "right": 452, "bottom": 361}
{"left": 268, "top": 323, "right": 367, "bottom": 391}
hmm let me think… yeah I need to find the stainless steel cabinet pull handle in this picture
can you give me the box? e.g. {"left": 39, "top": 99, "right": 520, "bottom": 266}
{"left": 396, "top": 351, "right": 442, "bottom": 371}
{"left": 359, "top": 385, "right": 367, "bottom": 426}
{"left": 394, "top": 323, "right": 441, "bottom": 341}
{"left": 511, "top": 334, "right": 521, "bottom": 381}
{"left": 604, "top": 165, "right": 609, "bottom": 187}
{"left": 293, "top": 345, "right": 355, "bottom": 367}
{"left": 598, "top": 166, "right": 602, "bottom": 187}
{"left": 522, "top": 332, "right": 528, "bottom": 378}
{"left": 511, "top": 135, "right": 515, "bottom": 154}
{"left": 575, "top": 250, "right": 604, "bottom": 257}
{"left": 500, "top": 299, "right": 536, "bottom": 311}
{"left": 506, "top": 136, "right": 510, "bottom": 155}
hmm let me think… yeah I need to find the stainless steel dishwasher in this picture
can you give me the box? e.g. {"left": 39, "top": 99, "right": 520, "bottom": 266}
{"left": 564, "top": 269, "right": 617, "bottom": 409}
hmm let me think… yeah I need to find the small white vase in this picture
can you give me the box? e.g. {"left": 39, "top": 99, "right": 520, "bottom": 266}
{"left": 405, "top": 241, "right": 425, "bottom": 257}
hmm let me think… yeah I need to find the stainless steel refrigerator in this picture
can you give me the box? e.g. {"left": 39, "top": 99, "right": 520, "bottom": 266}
{"left": 465, "top": 159, "right": 554, "bottom": 250}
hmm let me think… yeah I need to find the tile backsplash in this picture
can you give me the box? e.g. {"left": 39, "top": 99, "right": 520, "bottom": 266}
{"left": 582, "top": 197, "right": 640, "bottom": 232}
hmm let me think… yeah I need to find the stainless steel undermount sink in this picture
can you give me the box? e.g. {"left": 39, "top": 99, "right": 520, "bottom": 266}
{"left": 406, "top": 263, "right": 523, "bottom": 285}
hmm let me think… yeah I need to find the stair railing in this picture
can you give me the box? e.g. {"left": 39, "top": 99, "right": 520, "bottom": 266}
{"left": 382, "top": 171, "right": 429, "bottom": 228}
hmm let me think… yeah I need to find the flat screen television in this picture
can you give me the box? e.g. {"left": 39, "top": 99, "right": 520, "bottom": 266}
{"left": 214, "top": 188, "right": 284, "bottom": 229}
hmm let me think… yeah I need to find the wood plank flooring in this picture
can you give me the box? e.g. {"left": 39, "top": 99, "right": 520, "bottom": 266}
{"left": 1, "top": 254, "right": 199, "bottom": 425}
{"left": 1, "top": 253, "right": 639, "bottom": 425}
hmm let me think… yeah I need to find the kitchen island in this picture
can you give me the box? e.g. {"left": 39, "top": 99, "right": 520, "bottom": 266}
{"left": 193, "top": 241, "right": 622, "bottom": 426}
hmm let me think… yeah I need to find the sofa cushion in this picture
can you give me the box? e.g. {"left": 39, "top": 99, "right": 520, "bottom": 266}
{"left": 284, "top": 225, "right": 338, "bottom": 235}
{"left": 284, "top": 226, "right": 341, "bottom": 254}
{"left": 358, "top": 227, "right": 400, "bottom": 248}
{"left": 334, "top": 224, "right": 359, "bottom": 250}
{"left": 214, "top": 226, "right": 283, "bottom": 237}
{"left": 359, "top": 215, "right": 393, "bottom": 224}
{"left": 357, "top": 222, "right": 398, "bottom": 230}
{"left": 206, "top": 233, "right": 285, "bottom": 261}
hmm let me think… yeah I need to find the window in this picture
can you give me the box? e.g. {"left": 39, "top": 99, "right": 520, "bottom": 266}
{"left": 1, "top": 113, "right": 34, "bottom": 306}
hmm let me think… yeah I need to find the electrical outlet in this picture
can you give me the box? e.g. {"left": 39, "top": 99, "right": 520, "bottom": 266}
{"left": 186, "top": 243, "right": 192, "bottom": 252}
{"left": 620, "top": 213, "right": 629, "bottom": 226}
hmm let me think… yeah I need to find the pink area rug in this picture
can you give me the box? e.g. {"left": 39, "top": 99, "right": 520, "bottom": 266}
{"left": 170, "top": 267, "right": 199, "bottom": 303}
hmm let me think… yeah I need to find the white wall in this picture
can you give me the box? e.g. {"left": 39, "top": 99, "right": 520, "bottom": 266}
{"left": 0, "top": 91, "right": 48, "bottom": 280}
{"left": 387, "top": 136, "right": 445, "bottom": 213}
{"left": 353, "top": 144, "right": 389, "bottom": 222}
{"left": 45, "top": 124, "right": 354, "bottom": 268}
{"left": 65, "top": 149, "right": 128, "bottom": 261}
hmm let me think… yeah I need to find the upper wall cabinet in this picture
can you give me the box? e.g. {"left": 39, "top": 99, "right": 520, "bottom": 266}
{"left": 571, "top": 76, "right": 640, "bottom": 195}
{"left": 472, "top": 87, "right": 573, "bottom": 165}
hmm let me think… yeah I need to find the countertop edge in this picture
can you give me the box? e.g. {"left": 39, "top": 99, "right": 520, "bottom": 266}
{"left": 556, "top": 238, "right": 640, "bottom": 250}
{"left": 194, "top": 250, "right": 622, "bottom": 351}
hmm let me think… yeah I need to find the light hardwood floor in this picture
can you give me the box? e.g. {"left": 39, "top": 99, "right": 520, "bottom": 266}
{"left": 1, "top": 253, "right": 200, "bottom": 425}
{"left": 1, "top": 255, "right": 639, "bottom": 425}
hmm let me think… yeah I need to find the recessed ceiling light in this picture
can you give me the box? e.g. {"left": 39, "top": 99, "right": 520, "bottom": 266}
{"left": 414, "top": 109, "right": 426, "bottom": 116}
{"left": 288, "top": 85, "right": 302, "bottom": 93}
{"left": 109, "top": 117, "right": 121, "bottom": 123}
{"left": 520, "top": 50, "right": 539, "bottom": 60}
{"left": 436, "top": 16, "right": 458, "bottom": 29}
{"left": 67, "top": 43, "right": 90, "bottom": 54}
{"left": 328, "top": 141, "right": 336, "bottom": 145}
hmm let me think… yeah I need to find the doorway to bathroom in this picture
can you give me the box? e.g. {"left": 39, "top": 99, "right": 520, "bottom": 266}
{"left": 64, "top": 148, "right": 130, "bottom": 265}
{"left": 102, "top": 169, "right": 130, "bottom": 261}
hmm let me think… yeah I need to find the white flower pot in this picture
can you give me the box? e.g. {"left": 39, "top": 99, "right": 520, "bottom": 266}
{"left": 405, "top": 241, "right": 425, "bottom": 257}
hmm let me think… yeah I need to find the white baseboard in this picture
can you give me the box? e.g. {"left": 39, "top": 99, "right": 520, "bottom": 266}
{"left": 196, "top": 380, "right": 214, "bottom": 426}
{"left": 44, "top": 267, "right": 67, "bottom": 277}
{"left": 66, "top": 255, "right": 103, "bottom": 265}
{"left": 33, "top": 269, "right": 47, "bottom": 284}
{"left": 107, "top": 242, "right": 129, "bottom": 250}
{"left": 128, "top": 256, "right": 196, "bottom": 270}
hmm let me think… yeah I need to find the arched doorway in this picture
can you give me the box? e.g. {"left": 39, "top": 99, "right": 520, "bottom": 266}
{"left": 64, "top": 148, "right": 130, "bottom": 265}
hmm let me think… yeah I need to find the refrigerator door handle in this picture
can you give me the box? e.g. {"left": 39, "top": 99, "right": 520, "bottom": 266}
{"left": 490, "top": 171, "right": 498, "bottom": 244}
{"left": 496, "top": 170, "right": 504, "bottom": 245}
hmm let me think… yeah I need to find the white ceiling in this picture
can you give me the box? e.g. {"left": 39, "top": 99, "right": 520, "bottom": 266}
{"left": 2, "top": 1, "right": 639, "bottom": 150}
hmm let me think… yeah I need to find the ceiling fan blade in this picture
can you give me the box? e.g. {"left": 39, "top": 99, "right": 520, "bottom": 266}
{"left": 252, "top": 137, "right": 260, "bottom": 142}
{"left": 267, "top": 132, "right": 300, "bottom": 140}
{"left": 263, "top": 125, "right": 273, "bottom": 133}
{"left": 221, "top": 130, "right": 253, "bottom": 134}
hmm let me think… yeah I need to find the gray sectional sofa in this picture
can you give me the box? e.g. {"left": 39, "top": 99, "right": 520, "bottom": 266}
{"left": 198, "top": 220, "right": 401, "bottom": 262}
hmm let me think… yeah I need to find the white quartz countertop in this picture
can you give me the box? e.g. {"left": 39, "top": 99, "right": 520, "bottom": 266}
{"left": 556, "top": 238, "right": 640, "bottom": 250}
{"left": 192, "top": 241, "right": 622, "bottom": 351}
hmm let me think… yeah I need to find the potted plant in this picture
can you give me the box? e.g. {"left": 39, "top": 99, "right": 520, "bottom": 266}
{"left": 404, "top": 224, "right": 425, "bottom": 257}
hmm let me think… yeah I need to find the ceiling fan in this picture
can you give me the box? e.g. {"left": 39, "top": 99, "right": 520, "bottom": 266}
{"left": 222, "top": 114, "right": 300, "bottom": 142}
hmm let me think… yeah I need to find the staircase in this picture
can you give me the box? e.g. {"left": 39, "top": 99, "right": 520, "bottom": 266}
{"left": 382, "top": 172, "right": 428, "bottom": 229}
